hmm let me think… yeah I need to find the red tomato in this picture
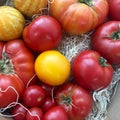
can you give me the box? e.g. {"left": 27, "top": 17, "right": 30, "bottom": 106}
{"left": 72, "top": 50, "right": 114, "bottom": 91}
{"left": 0, "top": 40, "right": 35, "bottom": 108}
{"left": 91, "top": 21, "right": 120, "bottom": 65}
{"left": 23, "top": 85, "right": 46, "bottom": 107}
{"left": 55, "top": 83, "right": 93, "bottom": 120}
{"left": 0, "top": 75, "right": 24, "bottom": 108}
{"left": 50, "top": 0, "right": 108, "bottom": 35}
{"left": 11, "top": 104, "right": 27, "bottom": 120}
{"left": 43, "top": 106, "right": 68, "bottom": 120}
{"left": 23, "top": 15, "right": 62, "bottom": 52}
{"left": 41, "top": 97, "right": 56, "bottom": 113}
{"left": 108, "top": 0, "right": 120, "bottom": 20}
{"left": 26, "top": 107, "right": 43, "bottom": 120}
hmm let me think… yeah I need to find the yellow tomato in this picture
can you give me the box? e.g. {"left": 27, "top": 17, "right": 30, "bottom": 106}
{"left": 0, "top": 6, "right": 25, "bottom": 41}
{"left": 35, "top": 50, "right": 70, "bottom": 86}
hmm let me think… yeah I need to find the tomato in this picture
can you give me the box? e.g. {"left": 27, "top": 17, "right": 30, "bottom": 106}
{"left": 26, "top": 107, "right": 43, "bottom": 120}
{"left": 43, "top": 105, "right": 68, "bottom": 120}
{"left": 14, "top": 0, "right": 48, "bottom": 17}
{"left": 0, "top": 6, "right": 25, "bottom": 41}
{"left": 23, "top": 85, "right": 46, "bottom": 107}
{"left": 55, "top": 83, "right": 93, "bottom": 120}
{"left": 72, "top": 50, "right": 114, "bottom": 91}
{"left": 49, "top": 0, "right": 108, "bottom": 35}
{"left": 35, "top": 50, "right": 70, "bottom": 86}
{"left": 0, "top": 75, "right": 25, "bottom": 108}
{"left": 91, "top": 21, "right": 120, "bottom": 65}
{"left": 41, "top": 97, "right": 56, "bottom": 113}
{"left": 23, "top": 15, "right": 62, "bottom": 52}
{"left": 107, "top": 0, "right": 120, "bottom": 20}
{"left": 11, "top": 104, "right": 27, "bottom": 120}
{"left": 0, "top": 40, "right": 35, "bottom": 108}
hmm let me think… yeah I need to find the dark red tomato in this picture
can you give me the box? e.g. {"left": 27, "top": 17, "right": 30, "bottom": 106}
{"left": 41, "top": 97, "right": 56, "bottom": 113}
{"left": 91, "top": 21, "right": 120, "bottom": 65}
{"left": 108, "top": 0, "right": 120, "bottom": 20}
{"left": 26, "top": 107, "right": 43, "bottom": 120}
{"left": 11, "top": 104, "right": 27, "bottom": 120}
{"left": 43, "top": 106, "right": 68, "bottom": 120}
{"left": 23, "top": 85, "right": 46, "bottom": 107}
{"left": 55, "top": 83, "right": 93, "bottom": 120}
{"left": 23, "top": 15, "right": 62, "bottom": 52}
{"left": 0, "top": 75, "right": 24, "bottom": 108}
{"left": 72, "top": 50, "right": 114, "bottom": 91}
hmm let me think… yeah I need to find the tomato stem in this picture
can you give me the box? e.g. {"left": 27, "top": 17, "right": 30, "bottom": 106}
{"left": 61, "top": 95, "right": 71, "bottom": 106}
{"left": 99, "top": 57, "right": 108, "bottom": 67}
{"left": 110, "top": 24, "right": 120, "bottom": 40}
{"left": 79, "top": 0, "right": 93, "bottom": 6}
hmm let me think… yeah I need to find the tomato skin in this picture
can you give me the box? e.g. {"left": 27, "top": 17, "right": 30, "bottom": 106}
{"left": 0, "top": 75, "right": 25, "bottom": 108}
{"left": 108, "top": 0, "right": 120, "bottom": 20}
{"left": 23, "top": 15, "right": 62, "bottom": 52}
{"left": 23, "top": 85, "right": 46, "bottom": 107}
{"left": 49, "top": 0, "right": 108, "bottom": 35}
{"left": 11, "top": 104, "right": 27, "bottom": 120}
{"left": 91, "top": 21, "right": 120, "bottom": 65}
{"left": 43, "top": 106, "right": 68, "bottom": 120}
{"left": 72, "top": 50, "right": 114, "bottom": 91}
{"left": 26, "top": 107, "right": 43, "bottom": 120}
{"left": 55, "top": 83, "right": 93, "bottom": 120}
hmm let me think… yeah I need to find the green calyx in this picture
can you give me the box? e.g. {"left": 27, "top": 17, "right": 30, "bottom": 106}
{"left": 110, "top": 24, "right": 120, "bottom": 40}
{"left": 99, "top": 57, "right": 108, "bottom": 67}
{"left": 79, "top": 0, "right": 93, "bottom": 6}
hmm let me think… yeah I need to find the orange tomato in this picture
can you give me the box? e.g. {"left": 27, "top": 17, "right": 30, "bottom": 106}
{"left": 14, "top": 0, "right": 48, "bottom": 17}
{"left": 0, "top": 6, "right": 25, "bottom": 41}
{"left": 35, "top": 50, "right": 70, "bottom": 86}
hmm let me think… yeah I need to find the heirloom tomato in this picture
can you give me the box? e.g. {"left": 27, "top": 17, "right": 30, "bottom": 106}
{"left": 72, "top": 50, "right": 114, "bottom": 91}
{"left": 107, "top": 0, "right": 120, "bottom": 20}
{"left": 43, "top": 106, "right": 68, "bottom": 120}
{"left": 23, "top": 15, "right": 62, "bottom": 52}
{"left": 0, "top": 6, "right": 25, "bottom": 41}
{"left": 55, "top": 83, "right": 93, "bottom": 120}
{"left": 34, "top": 50, "right": 70, "bottom": 86}
{"left": 49, "top": 0, "right": 108, "bottom": 35}
{"left": 91, "top": 21, "right": 120, "bottom": 65}
{"left": 14, "top": 0, "right": 48, "bottom": 17}
{"left": 0, "top": 40, "right": 35, "bottom": 108}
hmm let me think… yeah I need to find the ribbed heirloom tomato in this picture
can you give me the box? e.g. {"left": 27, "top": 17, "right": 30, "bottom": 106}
{"left": 34, "top": 50, "right": 70, "bottom": 86}
{"left": 0, "top": 40, "right": 35, "bottom": 108}
{"left": 49, "top": 0, "right": 109, "bottom": 35}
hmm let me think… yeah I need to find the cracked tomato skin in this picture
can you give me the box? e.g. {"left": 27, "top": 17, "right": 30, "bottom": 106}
{"left": 49, "top": 0, "right": 108, "bottom": 35}
{"left": 0, "top": 40, "right": 35, "bottom": 108}
{"left": 72, "top": 50, "right": 114, "bottom": 91}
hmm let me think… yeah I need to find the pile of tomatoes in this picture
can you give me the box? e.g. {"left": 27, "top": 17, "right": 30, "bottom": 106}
{"left": 0, "top": 0, "right": 120, "bottom": 120}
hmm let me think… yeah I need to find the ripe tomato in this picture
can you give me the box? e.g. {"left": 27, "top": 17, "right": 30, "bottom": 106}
{"left": 23, "top": 15, "right": 62, "bottom": 52}
{"left": 26, "top": 107, "right": 43, "bottom": 120}
{"left": 34, "top": 50, "right": 70, "bottom": 86}
{"left": 107, "top": 0, "right": 120, "bottom": 20}
{"left": 43, "top": 106, "right": 68, "bottom": 120}
{"left": 0, "top": 40, "right": 35, "bottom": 108}
{"left": 72, "top": 50, "right": 114, "bottom": 91}
{"left": 41, "top": 97, "right": 56, "bottom": 113}
{"left": 49, "top": 0, "right": 108, "bottom": 35}
{"left": 14, "top": 0, "right": 48, "bottom": 17}
{"left": 91, "top": 21, "right": 120, "bottom": 65}
{"left": 55, "top": 83, "right": 93, "bottom": 120}
{"left": 23, "top": 85, "right": 46, "bottom": 107}
{"left": 0, "top": 6, "right": 25, "bottom": 41}
{"left": 11, "top": 104, "right": 27, "bottom": 120}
